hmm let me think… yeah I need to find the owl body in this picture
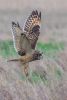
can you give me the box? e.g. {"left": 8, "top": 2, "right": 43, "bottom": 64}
{"left": 11, "top": 10, "right": 42, "bottom": 76}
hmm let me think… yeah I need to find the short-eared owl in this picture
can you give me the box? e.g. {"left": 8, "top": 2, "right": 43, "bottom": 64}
{"left": 11, "top": 10, "right": 42, "bottom": 76}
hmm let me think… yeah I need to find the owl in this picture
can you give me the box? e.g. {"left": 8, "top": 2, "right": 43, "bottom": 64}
{"left": 11, "top": 10, "right": 42, "bottom": 76}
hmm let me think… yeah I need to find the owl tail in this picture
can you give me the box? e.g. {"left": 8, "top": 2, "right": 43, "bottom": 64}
{"left": 7, "top": 59, "right": 20, "bottom": 62}
{"left": 7, "top": 58, "right": 25, "bottom": 64}
{"left": 7, "top": 55, "right": 32, "bottom": 64}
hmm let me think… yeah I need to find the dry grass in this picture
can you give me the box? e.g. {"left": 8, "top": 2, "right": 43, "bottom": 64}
{"left": 0, "top": 40, "right": 67, "bottom": 100}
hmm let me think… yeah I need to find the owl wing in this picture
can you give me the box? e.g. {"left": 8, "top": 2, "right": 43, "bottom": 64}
{"left": 12, "top": 22, "right": 32, "bottom": 56}
{"left": 24, "top": 10, "right": 41, "bottom": 49}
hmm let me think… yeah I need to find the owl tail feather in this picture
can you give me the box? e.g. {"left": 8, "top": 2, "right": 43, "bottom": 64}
{"left": 7, "top": 58, "right": 26, "bottom": 64}
{"left": 7, "top": 59, "right": 20, "bottom": 62}
{"left": 7, "top": 56, "right": 33, "bottom": 64}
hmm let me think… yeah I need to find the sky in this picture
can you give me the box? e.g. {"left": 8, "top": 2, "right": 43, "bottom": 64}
{"left": 0, "top": 0, "right": 67, "bottom": 12}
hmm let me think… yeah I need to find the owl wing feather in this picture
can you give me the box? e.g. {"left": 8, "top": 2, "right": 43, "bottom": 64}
{"left": 12, "top": 22, "right": 32, "bottom": 56}
{"left": 11, "top": 10, "right": 41, "bottom": 56}
{"left": 24, "top": 10, "right": 41, "bottom": 49}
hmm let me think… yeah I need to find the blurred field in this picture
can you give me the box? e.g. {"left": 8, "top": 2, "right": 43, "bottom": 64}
{"left": 0, "top": 9, "right": 67, "bottom": 100}
{"left": 0, "top": 40, "right": 64, "bottom": 58}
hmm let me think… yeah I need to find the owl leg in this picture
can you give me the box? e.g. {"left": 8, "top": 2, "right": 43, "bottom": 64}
{"left": 24, "top": 63, "right": 29, "bottom": 76}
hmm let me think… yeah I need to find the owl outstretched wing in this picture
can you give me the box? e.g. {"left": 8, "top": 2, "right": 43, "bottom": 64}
{"left": 12, "top": 22, "right": 32, "bottom": 56}
{"left": 11, "top": 11, "right": 42, "bottom": 76}
{"left": 24, "top": 10, "right": 41, "bottom": 49}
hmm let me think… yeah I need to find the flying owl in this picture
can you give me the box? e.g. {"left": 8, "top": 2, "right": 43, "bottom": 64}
{"left": 11, "top": 10, "right": 42, "bottom": 76}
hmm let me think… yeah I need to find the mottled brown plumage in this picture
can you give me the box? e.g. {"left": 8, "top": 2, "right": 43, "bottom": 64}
{"left": 24, "top": 10, "right": 41, "bottom": 49}
{"left": 11, "top": 10, "right": 42, "bottom": 76}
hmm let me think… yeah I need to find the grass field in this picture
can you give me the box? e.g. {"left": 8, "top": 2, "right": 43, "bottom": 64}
{"left": 0, "top": 40, "right": 64, "bottom": 84}
{"left": 0, "top": 39, "right": 66, "bottom": 100}
{"left": 0, "top": 40, "right": 64, "bottom": 58}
